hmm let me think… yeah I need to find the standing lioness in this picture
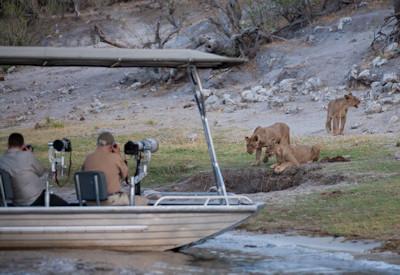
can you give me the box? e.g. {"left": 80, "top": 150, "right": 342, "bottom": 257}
{"left": 326, "top": 92, "right": 360, "bottom": 136}
{"left": 245, "top": 122, "right": 290, "bottom": 166}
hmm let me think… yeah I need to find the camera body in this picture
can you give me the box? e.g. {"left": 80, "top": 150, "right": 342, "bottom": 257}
{"left": 53, "top": 138, "right": 72, "bottom": 152}
{"left": 124, "top": 138, "right": 158, "bottom": 155}
{"left": 23, "top": 144, "right": 34, "bottom": 152}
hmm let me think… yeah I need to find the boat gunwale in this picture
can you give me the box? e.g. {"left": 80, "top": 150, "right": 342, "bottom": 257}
{"left": 0, "top": 204, "right": 263, "bottom": 214}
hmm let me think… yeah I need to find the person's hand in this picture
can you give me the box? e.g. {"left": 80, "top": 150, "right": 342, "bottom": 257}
{"left": 111, "top": 143, "right": 121, "bottom": 154}
{"left": 22, "top": 144, "right": 33, "bottom": 152}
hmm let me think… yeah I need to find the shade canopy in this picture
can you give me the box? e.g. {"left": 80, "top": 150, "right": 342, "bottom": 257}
{"left": 0, "top": 47, "right": 246, "bottom": 69}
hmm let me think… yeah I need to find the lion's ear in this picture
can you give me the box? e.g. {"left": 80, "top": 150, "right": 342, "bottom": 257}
{"left": 344, "top": 94, "right": 350, "bottom": 100}
{"left": 254, "top": 135, "right": 259, "bottom": 142}
{"left": 245, "top": 136, "right": 249, "bottom": 141}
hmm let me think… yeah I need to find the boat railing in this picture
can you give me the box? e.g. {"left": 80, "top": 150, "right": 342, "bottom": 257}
{"left": 153, "top": 195, "right": 253, "bottom": 206}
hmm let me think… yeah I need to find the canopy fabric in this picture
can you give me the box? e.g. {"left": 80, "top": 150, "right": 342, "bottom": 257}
{"left": 0, "top": 47, "right": 246, "bottom": 68}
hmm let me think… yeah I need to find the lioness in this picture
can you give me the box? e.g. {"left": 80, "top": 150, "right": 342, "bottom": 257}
{"left": 326, "top": 92, "right": 360, "bottom": 136}
{"left": 245, "top": 122, "right": 290, "bottom": 166}
{"left": 271, "top": 143, "right": 320, "bottom": 173}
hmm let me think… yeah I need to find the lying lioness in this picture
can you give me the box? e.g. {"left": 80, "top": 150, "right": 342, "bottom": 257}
{"left": 326, "top": 92, "right": 360, "bottom": 136}
{"left": 245, "top": 122, "right": 290, "bottom": 166}
{"left": 271, "top": 143, "right": 320, "bottom": 173}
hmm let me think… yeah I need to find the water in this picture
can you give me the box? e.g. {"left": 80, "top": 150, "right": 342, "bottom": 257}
{"left": 1, "top": 231, "right": 399, "bottom": 274}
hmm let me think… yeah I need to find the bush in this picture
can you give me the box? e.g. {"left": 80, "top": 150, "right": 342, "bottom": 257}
{"left": 0, "top": 1, "right": 33, "bottom": 46}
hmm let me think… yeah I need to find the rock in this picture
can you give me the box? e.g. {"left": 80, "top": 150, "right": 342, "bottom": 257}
{"left": 183, "top": 103, "right": 194, "bottom": 109}
{"left": 241, "top": 90, "right": 268, "bottom": 103}
{"left": 186, "top": 133, "right": 199, "bottom": 143}
{"left": 382, "top": 72, "right": 399, "bottom": 84}
{"left": 278, "top": 78, "right": 297, "bottom": 93}
{"left": 284, "top": 106, "right": 303, "bottom": 114}
{"left": 395, "top": 151, "right": 400, "bottom": 160}
{"left": 350, "top": 122, "right": 362, "bottom": 129}
{"left": 7, "top": 66, "right": 16, "bottom": 74}
{"left": 15, "top": 115, "right": 26, "bottom": 122}
{"left": 313, "top": 26, "right": 331, "bottom": 33}
{"left": 389, "top": 115, "right": 399, "bottom": 124}
{"left": 382, "top": 82, "right": 393, "bottom": 94}
{"left": 369, "top": 82, "right": 382, "bottom": 100}
{"left": 0, "top": 74, "right": 4, "bottom": 81}
{"left": 365, "top": 102, "right": 383, "bottom": 114}
{"left": 89, "top": 98, "right": 106, "bottom": 113}
{"left": 304, "top": 77, "right": 322, "bottom": 91}
{"left": 201, "top": 89, "right": 213, "bottom": 98}
{"left": 251, "top": 85, "right": 263, "bottom": 93}
{"left": 379, "top": 96, "right": 395, "bottom": 105}
{"left": 372, "top": 56, "right": 387, "bottom": 67}
{"left": 205, "top": 94, "right": 220, "bottom": 107}
{"left": 221, "top": 93, "right": 238, "bottom": 105}
{"left": 357, "top": 69, "right": 375, "bottom": 85}
{"left": 391, "top": 83, "right": 400, "bottom": 94}
{"left": 338, "top": 17, "right": 352, "bottom": 30}
{"left": 129, "top": 82, "right": 142, "bottom": 89}
{"left": 269, "top": 97, "right": 285, "bottom": 107}
{"left": 384, "top": 42, "right": 399, "bottom": 58}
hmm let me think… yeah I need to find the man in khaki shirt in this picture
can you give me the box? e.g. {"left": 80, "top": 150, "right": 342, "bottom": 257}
{"left": 83, "top": 132, "right": 129, "bottom": 205}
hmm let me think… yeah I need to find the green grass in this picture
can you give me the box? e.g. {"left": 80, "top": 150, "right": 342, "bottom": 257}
{"left": 244, "top": 175, "right": 400, "bottom": 241}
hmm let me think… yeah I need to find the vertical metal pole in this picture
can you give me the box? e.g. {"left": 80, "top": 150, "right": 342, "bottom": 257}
{"left": 188, "top": 66, "right": 229, "bottom": 205}
{"left": 130, "top": 176, "right": 135, "bottom": 206}
{"left": 75, "top": 174, "right": 82, "bottom": 206}
{"left": 45, "top": 180, "right": 50, "bottom": 207}
{"left": 94, "top": 175, "right": 100, "bottom": 206}
{"left": 0, "top": 177, "right": 7, "bottom": 207}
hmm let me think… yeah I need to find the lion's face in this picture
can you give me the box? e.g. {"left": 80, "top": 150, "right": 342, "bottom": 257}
{"left": 345, "top": 93, "right": 360, "bottom": 108}
{"left": 245, "top": 135, "right": 259, "bottom": 154}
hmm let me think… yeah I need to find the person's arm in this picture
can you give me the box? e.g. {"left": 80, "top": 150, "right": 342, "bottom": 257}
{"left": 118, "top": 156, "right": 129, "bottom": 180}
{"left": 30, "top": 154, "right": 46, "bottom": 177}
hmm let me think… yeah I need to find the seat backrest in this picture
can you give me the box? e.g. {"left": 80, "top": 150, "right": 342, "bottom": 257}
{"left": 74, "top": 171, "right": 108, "bottom": 206}
{"left": 0, "top": 168, "right": 13, "bottom": 207}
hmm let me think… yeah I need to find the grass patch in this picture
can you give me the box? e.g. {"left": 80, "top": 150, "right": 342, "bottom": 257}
{"left": 244, "top": 175, "right": 400, "bottom": 241}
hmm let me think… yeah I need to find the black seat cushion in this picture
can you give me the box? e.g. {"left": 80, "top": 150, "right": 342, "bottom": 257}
{"left": 0, "top": 168, "right": 13, "bottom": 199}
{"left": 74, "top": 171, "right": 108, "bottom": 201}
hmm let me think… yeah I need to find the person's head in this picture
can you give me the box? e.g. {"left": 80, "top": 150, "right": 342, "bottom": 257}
{"left": 97, "top": 132, "right": 116, "bottom": 151}
{"left": 8, "top": 133, "right": 24, "bottom": 149}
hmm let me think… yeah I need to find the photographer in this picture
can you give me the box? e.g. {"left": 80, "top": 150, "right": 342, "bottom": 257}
{"left": 0, "top": 133, "right": 68, "bottom": 206}
{"left": 82, "top": 132, "right": 130, "bottom": 205}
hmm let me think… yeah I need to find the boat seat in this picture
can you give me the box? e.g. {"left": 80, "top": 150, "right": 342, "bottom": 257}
{"left": 74, "top": 171, "right": 108, "bottom": 206}
{"left": 0, "top": 168, "right": 13, "bottom": 207}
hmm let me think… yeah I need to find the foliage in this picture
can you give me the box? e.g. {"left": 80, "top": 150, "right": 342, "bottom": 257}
{"left": 0, "top": 1, "right": 34, "bottom": 46}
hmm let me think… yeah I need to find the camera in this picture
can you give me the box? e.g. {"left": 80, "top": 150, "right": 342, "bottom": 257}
{"left": 124, "top": 138, "right": 158, "bottom": 155}
{"left": 53, "top": 138, "right": 72, "bottom": 152}
{"left": 23, "top": 144, "right": 34, "bottom": 152}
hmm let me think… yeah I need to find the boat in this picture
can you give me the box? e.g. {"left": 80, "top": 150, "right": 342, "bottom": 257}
{"left": 0, "top": 46, "right": 263, "bottom": 251}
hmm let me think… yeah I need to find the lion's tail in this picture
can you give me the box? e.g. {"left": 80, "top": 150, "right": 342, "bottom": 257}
{"left": 311, "top": 145, "right": 321, "bottom": 162}
{"left": 325, "top": 117, "right": 331, "bottom": 133}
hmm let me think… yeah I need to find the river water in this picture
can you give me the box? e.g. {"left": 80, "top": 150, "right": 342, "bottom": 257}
{"left": 1, "top": 231, "right": 400, "bottom": 274}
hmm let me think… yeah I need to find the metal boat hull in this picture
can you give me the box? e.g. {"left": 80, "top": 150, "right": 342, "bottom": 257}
{"left": 0, "top": 205, "right": 260, "bottom": 251}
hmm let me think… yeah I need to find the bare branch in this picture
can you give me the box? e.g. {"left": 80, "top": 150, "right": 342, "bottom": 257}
{"left": 94, "top": 24, "right": 131, "bottom": 48}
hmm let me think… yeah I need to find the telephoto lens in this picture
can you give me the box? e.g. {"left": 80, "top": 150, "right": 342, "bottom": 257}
{"left": 53, "top": 138, "right": 72, "bottom": 152}
{"left": 124, "top": 138, "right": 159, "bottom": 155}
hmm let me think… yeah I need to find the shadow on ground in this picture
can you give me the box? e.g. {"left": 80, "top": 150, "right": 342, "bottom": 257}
{"left": 159, "top": 164, "right": 348, "bottom": 194}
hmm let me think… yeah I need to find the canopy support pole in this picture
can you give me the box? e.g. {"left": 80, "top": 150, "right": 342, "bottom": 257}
{"left": 188, "top": 66, "right": 229, "bottom": 205}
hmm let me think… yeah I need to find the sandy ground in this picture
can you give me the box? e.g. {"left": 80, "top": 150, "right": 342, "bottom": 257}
{"left": 1, "top": 7, "right": 400, "bottom": 138}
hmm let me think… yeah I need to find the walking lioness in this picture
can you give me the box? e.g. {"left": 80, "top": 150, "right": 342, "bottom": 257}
{"left": 271, "top": 143, "right": 320, "bottom": 173}
{"left": 326, "top": 92, "right": 360, "bottom": 136}
{"left": 245, "top": 123, "right": 290, "bottom": 166}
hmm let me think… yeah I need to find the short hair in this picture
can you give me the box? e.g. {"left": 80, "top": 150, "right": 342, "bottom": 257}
{"left": 8, "top": 133, "right": 24, "bottom": 148}
{"left": 97, "top": 132, "right": 115, "bottom": 146}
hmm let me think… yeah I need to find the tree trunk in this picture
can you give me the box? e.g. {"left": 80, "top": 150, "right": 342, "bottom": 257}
{"left": 394, "top": 0, "right": 400, "bottom": 20}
